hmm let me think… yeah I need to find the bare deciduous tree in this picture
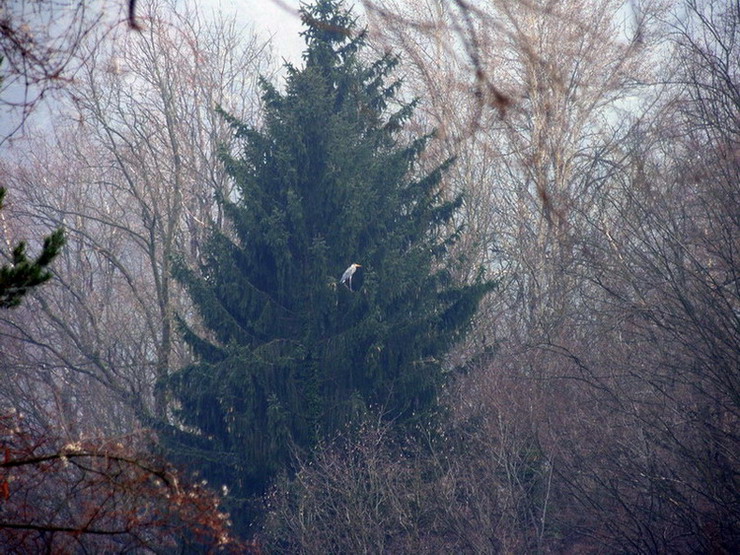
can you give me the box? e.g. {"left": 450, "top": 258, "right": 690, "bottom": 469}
{"left": 0, "top": 0, "right": 274, "bottom": 434}
{"left": 0, "top": 0, "right": 132, "bottom": 145}
{"left": 0, "top": 409, "right": 242, "bottom": 552}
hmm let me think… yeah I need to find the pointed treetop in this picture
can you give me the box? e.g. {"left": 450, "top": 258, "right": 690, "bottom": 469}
{"left": 299, "top": 0, "right": 363, "bottom": 63}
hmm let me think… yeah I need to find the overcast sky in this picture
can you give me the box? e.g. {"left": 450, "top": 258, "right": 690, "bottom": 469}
{"left": 0, "top": 0, "right": 310, "bottom": 140}
{"left": 210, "top": 0, "right": 305, "bottom": 65}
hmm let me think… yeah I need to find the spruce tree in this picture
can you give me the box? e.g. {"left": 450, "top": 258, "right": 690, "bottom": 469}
{"left": 164, "top": 0, "right": 491, "bottom": 528}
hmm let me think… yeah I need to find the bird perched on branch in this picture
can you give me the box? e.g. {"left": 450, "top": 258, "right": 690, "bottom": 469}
{"left": 340, "top": 263, "right": 362, "bottom": 291}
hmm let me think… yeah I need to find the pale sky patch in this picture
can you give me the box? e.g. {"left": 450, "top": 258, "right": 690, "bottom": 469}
{"left": 203, "top": 0, "right": 305, "bottom": 66}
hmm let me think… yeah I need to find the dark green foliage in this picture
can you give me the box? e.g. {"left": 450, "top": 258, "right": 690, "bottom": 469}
{"left": 163, "top": 0, "right": 492, "bottom": 530}
{"left": 0, "top": 187, "right": 65, "bottom": 309}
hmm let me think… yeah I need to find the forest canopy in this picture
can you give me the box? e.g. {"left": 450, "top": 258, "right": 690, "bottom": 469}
{"left": 0, "top": 0, "right": 737, "bottom": 551}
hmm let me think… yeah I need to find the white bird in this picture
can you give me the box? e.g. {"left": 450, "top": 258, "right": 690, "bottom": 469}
{"left": 340, "top": 263, "right": 362, "bottom": 291}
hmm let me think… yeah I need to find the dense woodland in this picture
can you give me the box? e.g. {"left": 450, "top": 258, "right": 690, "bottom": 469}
{"left": 0, "top": 0, "right": 738, "bottom": 552}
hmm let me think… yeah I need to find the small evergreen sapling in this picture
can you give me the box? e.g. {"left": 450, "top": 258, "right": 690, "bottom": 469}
{"left": 0, "top": 187, "right": 64, "bottom": 309}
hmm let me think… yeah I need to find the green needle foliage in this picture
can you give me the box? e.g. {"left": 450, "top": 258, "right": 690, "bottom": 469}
{"left": 163, "top": 0, "right": 492, "bottom": 530}
{"left": 0, "top": 187, "right": 65, "bottom": 309}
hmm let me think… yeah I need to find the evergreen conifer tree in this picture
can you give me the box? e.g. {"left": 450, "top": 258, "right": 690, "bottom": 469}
{"left": 0, "top": 187, "right": 65, "bottom": 309}
{"left": 164, "top": 0, "right": 491, "bottom": 529}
